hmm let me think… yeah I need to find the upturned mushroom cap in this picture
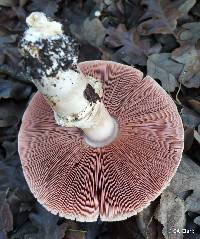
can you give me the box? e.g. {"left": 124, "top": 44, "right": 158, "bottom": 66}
{"left": 18, "top": 61, "right": 184, "bottom": 221}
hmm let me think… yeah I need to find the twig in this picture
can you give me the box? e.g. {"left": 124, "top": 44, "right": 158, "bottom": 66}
{"left": 66, "top": 228, "right": 87, "bottom": 233}
{"left": 175, "top": 79, "right": 182, "bottom": 106}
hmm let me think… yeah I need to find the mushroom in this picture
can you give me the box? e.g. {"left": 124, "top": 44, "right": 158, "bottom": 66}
{"left": 18, "top": 12, "right": 184, "bottom": 222}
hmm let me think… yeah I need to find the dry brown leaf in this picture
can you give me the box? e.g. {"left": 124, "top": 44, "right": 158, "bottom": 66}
{"left": 70, "top": 17, "right": 106, "bottom": 48}
{"left": 184, "top": 128, "right": 194, "bottom": 152}
{"left": 181, "top": 107, "right": 200, "bottom": 128}
{"left": 136, "top": 203, "right": 155, "bottom": 238}
{"left": 167, "top": 154, "right": 200, "bottom": 195}
{"left": 194, "top": 130, "right": 200, "bottom": 144}
{"left": 190, "top": 2, "right": 200, "bottom": 17}
{"left": 177, "top": 22, "right": 200, "bottom": 44}
{"left": 19, "top": 0, "right": 29, "bottom": 6}
{"left": 29, "top": 204, "right": 68, "bottom": 239}
{"left": 0, "top": 193, "right": 13, "bottom": 236}
{"left": 0, "top": 0, "right": 17, "bottom": 7}
{"left": 187, "top": 99, "right": 200, "bottom": 114}
{"left": 147, "top": 53, "right": 182, "bottom": 92}
{"left": 105, "top": 24, "right": 161, "bottom": 66}
{"left": 137, "top": 0, "right": 196, "bottom": 35}
{"left": 185, "top": 191, "right": 200, "bottom": 213}
{"left": 27, "top": 0, "right": 59, "bottom": 17}
{"left": 194, "top": 216, "right": 200, "bottom": 226}
{"left": 172, "top": 46, "right": 200, "bottom": 88}
{"left": 155, "top": 190, "right": 186, "bottom": 239}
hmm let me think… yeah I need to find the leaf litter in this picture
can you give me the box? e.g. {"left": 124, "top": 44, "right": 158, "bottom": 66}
{"left": 0, "top": 0, "right": 200, "bottom": 238}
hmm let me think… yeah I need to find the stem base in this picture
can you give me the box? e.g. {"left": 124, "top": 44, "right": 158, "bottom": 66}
{"left": 83, "top": 117, "right": 119, "bottom": 148}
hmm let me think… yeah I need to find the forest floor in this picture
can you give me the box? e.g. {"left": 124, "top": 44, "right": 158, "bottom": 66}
{"left": 0, "top": 0, "right": 200, "bottom": 238}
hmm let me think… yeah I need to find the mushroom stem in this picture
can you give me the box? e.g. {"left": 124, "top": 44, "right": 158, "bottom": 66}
{"left": 20, "top": 12, "right": 118, "bottom": 147}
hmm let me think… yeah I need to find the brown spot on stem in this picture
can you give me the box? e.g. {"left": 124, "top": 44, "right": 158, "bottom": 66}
{"left": 84, "top": 84, "right": 101, "bottom": 103}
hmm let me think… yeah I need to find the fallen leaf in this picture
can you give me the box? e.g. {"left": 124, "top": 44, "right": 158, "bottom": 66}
{"left": 0, "top": 122, "right": 19, "bottom": 143}
{"left": 187, "top": 99, "right": 200, "bottom": 114}
{"left": 154, "top": 190, "right": 186, "bottom": 239}
{"left": 105, "top": 24, "right": 161, "bottom": 66}
{"left": 29, "top": 204, "right": 68, "bottom": 239}
{"left": 137, "top": 0, "right": 196, "bottom": 35}
{"left": 0, "top": 158, "right": 28, "bottom": 193}
{"left": 0, "top": 101, "right": 23, "bottom": 128}
{"left": 146, "top": 218, "right": 164, "bottom": 239}
{"left": 184, "top": 128, "right": 194, "bottom": 152}
{"left": 172, "top": 46, "right": 200, "bottom": 88}
{"left": 0, "top": 65, "right": 32, "bottom": 85}
{"left": 83, "top": 18, "right": 106, "bottom": 47}
{"left": 0, "top": 201, "right": 13, "bottom": 233}
{"left": 123, "top": 0, "right": 144, "bottom": 28}
{"left": 0, "top": 35, "right": 18, "bottom": 47}
{"left": 0, "top": 7, "right": 25, "bottom": 32}
{"left": 10, "top": 221, "right": 38, "bottom": 239}
{"left": 0, "top": 46, "right": 21, "bottom": 68}
{"left": 194, "top": 130, "right": 200, "bottom": 144}
{"left": 103, "top": 0, "right": 124, "bottom": 23}
{"left": 27, "top": 0, "right": 59, "bottom": 17}
{"left": 155, "top": 34, "right": 179, "bottom": 52}
{"left": 178, "top": 0, "right": 196, "bottom": 16}
{"left": 190, "top": 1, "right": 200, "bottom": 17}
{"left": 70, "top": 17, "right": 106, "bottom": 47}
{"left": 181, "top": 107, "right": 200, "bottom": 128}
{"left": 177, "top": 22, "right": 200, "bottom": 44}
{"left": 0, "top": 116, "right": 18, "bottom": 128}
{"left": 0, "top": 231, "right": 7, "bottom": 239}
{"left": 0, "top": 0, "right": 17, "bottom": 7}
{"left": 147, "top": 53, "right": 182, "bottom": 92}
{"left": 167, "top": 154, "right": 200, "bottom": 195}
{"left": 185, "top": 191, "right": 200, "bottom": 213}
{"left": 0, "top": 192, "right": 13, "bottom": 236}
{"left": 0, "top": 79, "right": 32, "bottom": 100}
{"left": 78, "top": 43, "right": 102, "bottom": 62}
{"left": 19, "top": 0, "right": 29, "bottom": 7}
{"left": 136, "top": 203, "right": 156, "bottom": 238}
{"left": 194, "top": 216, "right": 200, "bottom": 226}
{"left": 1, "top": 140, "right": 17, "bottom": 160}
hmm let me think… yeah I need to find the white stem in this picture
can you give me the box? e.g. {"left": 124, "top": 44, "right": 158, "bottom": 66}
{"left": 21, "top": 12, "right": 118, "bottom": 146}
{"left": 84, "top": 105, "right": 119, "bottom": 147}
